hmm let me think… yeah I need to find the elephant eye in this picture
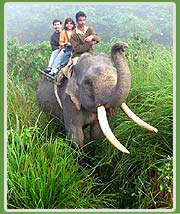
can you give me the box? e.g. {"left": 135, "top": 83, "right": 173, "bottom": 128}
{"left": 84, "top": 79, "right": 91, "bottom": 85}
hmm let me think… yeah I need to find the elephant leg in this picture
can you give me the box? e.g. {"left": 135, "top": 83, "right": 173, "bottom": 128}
{"left": 90, "top": 122, "right": 104, "bottom": 141}
{"left": 67, "top": 124, "right": 84, "bottom": 149}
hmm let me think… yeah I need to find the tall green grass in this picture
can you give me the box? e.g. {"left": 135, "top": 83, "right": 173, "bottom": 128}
{"left": 8, "top": 135, "right": 106, "bottom": 209}
{"left": 7, "top": 74, "right": 108, "bottom": 209}
{"left": 7, "top": 38, "right": 173, "bottom": 209}
{"left": 90, "top": 40, "right": 173, "bottom": 209}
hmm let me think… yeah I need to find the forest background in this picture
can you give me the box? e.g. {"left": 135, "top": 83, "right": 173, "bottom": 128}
{"left": 6, "top": 3, "right": 173, "bottom": 47}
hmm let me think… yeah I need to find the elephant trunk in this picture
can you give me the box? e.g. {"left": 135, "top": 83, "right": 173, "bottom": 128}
{"left": 110, "top": 42, "right": 131, "bottom": 107}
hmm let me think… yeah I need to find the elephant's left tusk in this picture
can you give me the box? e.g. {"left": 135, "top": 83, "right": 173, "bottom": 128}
{"left": 97, "top": 105, "right": 130, "bottom": 154}
{"left": 54, "top": 84, "right": 62, "bottom": 109}
{"left": 120, "top": 103, "right": 158, "bottom": 133}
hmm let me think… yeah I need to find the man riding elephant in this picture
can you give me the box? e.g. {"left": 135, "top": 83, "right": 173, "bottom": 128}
{"left": 55, "top": 11, "right": 101, "bottom": 83}
{"left": 70, "top": 11, "right": 101, "bottom": 65}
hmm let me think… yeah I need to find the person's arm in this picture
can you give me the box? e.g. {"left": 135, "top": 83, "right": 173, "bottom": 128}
{"left": 50, "top": 33, "right": 60, "bottom": 50}
{"left": 92, "top": 33, "right": 101, "bottom": 43}
{"left": 70, "top": 33, "right": 92, "bottom": 54}
{"left": 59, "top": 31, "right": 66, "bottom": 49}
{"left": 84, "top": 28, "right": 101, "bottom": 43}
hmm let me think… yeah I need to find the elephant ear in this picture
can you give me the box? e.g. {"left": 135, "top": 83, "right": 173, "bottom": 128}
{"left": 65, "top": 53, "right": 93, "bottom": 110}
{"left": 65, "top": 71, "right": 81, "bottom": 110}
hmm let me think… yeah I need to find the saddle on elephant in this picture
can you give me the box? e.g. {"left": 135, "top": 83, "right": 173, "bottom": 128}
{"left": 55, "top": 57, "right": 74, "bottom": 85}
{"left": 55, "top": 56, "right": 80, "bottom": 85}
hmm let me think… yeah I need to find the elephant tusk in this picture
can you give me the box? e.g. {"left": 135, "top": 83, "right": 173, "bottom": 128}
{"left": 54, "top": 84, "right": 62, "bottom": 109}
{"left": 97, "top": 105, "right": 130, "bottom": 154}
{"left": 120, "top": 103, "right": 158, "bottom": 133}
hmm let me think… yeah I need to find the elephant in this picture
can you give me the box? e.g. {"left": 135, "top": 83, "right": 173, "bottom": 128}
{"left": 37, "top": 41, "right": 158, "bottom": 154}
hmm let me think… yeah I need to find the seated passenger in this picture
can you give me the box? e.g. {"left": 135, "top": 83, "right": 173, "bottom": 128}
{"left": 44, "top": 19, "right": 62, "bottom": 73}
{"left": 48, "top": 17, "right": 75, "bottom": 76}
{"left": 70, "top": 11, "right": 101, "bottom": 65}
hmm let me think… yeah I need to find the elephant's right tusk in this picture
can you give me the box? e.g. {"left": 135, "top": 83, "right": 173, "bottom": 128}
{"left": 97, "top": 105, "right": 130, "bottom": 154}
{"left": 120, "top": 103, "right": 158, "bottom": 133}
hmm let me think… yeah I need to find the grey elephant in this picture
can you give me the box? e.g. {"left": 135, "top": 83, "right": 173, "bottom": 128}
{"left": 37, "top": 42, "right": 158, "bottom": 154}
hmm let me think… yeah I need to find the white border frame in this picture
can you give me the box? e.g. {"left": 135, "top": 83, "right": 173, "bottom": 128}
{"left": 4, "top": 2, "right": 176, "bottom": 213}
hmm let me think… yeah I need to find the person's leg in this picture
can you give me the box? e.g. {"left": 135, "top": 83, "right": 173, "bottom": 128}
{"left": 49, "top": 50, "right": 64, "bottom": 75}
{"left": 47, "top": 49, "right": 60, "bottom": 70}
{"left": 60, "top": 51, "right": 71, "bottom": 67}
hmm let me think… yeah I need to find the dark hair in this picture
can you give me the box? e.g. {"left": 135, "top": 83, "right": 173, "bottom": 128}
{"left": 52, "top": 19, "right": 62, "bottom": 25}
{"left": 63, "top": 18, "right": 76, "bottom": 30}
{"left": 75, "top": 11, "right": 86, "bottom": 22}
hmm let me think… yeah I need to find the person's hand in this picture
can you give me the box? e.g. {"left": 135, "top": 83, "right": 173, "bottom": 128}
{"left": 84, "top": 35, "right": 94, "bottom": 42}
{"left": 89, "top": 40, "right": 97, "bottom": 46}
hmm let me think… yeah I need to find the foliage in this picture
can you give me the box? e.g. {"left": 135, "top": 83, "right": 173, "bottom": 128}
{"left": 7, "top": 72, "right": 108, "bottom": 209}
{"left": 8, "top": 130, "right": 106, "bottom": 209}
{"left": 7, "top": 38, "right": 51, "bottom": 89}
{"left": 87, "top": 41, "right": 173, "bottom": 207}
{"left": 7, "top": 38, "right": 173, "bottom": 209}
{"left": 6, "top": 4, "right": 173, "bottom": 46}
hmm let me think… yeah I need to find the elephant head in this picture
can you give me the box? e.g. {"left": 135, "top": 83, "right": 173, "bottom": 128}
{"left": 37, "top": 42, "right": 158, "bottom": 154}
{"left": 64, "top": 41, "right": 158, "bottom": 153}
